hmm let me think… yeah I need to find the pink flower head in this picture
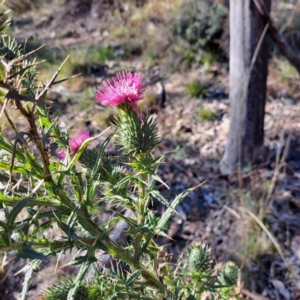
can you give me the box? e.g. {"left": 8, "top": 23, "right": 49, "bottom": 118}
{"left": 57, "top": 148, "right": 67, "bottom": 159}
{"left": 69, "top": 131, "right": 90, "bottom": 155}
{"left": 57, "top": 131, "right": 90, "bottom": 159}
{"left": 96, "top": 71, "right": 145, "bottom": 124}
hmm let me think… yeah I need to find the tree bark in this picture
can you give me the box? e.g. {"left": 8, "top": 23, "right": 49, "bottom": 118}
{"left": 219, "top": 0, "right": 271, "bottom": 176}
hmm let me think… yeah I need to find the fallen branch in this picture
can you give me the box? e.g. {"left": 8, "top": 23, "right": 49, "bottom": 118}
{"left": 253, "top": 0, "right": 300, "bottom": 73}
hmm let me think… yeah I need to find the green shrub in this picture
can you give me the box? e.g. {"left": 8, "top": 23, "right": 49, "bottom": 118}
{"left": 68, "top": 46, "right": 114, "bottom": 76}
{"left": 172, "top": 0, "right": 228, "bottom": 67}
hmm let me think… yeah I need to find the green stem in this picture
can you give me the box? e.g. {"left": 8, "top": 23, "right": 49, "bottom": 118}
{"left": 104, "top": 238, "right": 165, "bottom": 291}
{"left": 52, "top": 186, "right": 76, "bottom": 210}
{"left": 0, "top": 197, "right": 61, "bottom": 207}
{"left": 134, "top": 175, "right": 147, "bottom": 260}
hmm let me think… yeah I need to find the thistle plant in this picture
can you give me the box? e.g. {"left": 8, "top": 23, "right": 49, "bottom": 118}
{"left": 0, "top": 6, "right": 239, "bottom": 300}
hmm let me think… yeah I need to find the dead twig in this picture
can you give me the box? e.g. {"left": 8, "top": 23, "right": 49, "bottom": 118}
{"left": 5, "top": 132, "right": 30, "bottom": 191}
{"left": 241, "top": 288, "right": 270, "bottom": 300}
{"left": 253, "top": 0, "right": 300, "bottom": 74}
{"left": 0, "top": 82, "right": 52, "bottom": 106}
{"left": 2, "top": 44, "right": 45, "bottom": 73}
{"left": 265, "top": 132, "right": 291, "bottom": 204}
{"left": 242, "top": 206, "right": 285, "bottom": 262}
{"left": 36, "top": 55, "right": 70, "bottom": 101}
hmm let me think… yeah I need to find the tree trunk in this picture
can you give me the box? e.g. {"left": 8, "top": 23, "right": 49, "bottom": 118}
{"left": 219, "top": 0, "right": 271, "bottom": 176}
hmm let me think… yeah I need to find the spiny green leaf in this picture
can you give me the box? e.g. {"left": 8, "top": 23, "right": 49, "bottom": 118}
{"left": 149, "top": 190, "right": 170, "bottom": 208}
{"left": 0, "top": 160, "right": 28, "bottom": 174}
{"left": 156, "top": 187, "right": 195, "bottom": 232}
{"left": 20, "top": 259, "right": 40, "bottom": 300}
{"left": 67, "top": 258, "right": 92, "bottom": 299}
{"left": 68, "top": 254, "right": 97, "bottom": 266}
{"left": 7, "top": 197, "right": 30, "bottom": 229}
{"left": 127, "top": 226, "right": 151, "bottom": 235}
{"left": 0, "top": 220, "right": 8, "bottom": 230}
{"left": 143, "top": 186, "right": 199, "bottom": 252}
{"left": 112, "top": 175, "right": 135, "bottom": 189}
{"left": 151, "top": 174, "right": 169, "bottom": 189}
{"left": 31, "top": 220, "right": 52, "bottom": 236}
{"left": 126, "top": 269, "right": 141, "bottom": 286}
{"left": 146, "top": 211, "right": 159, "bottom": 228}
{"left": 117, "top": 214, "right": 138, "bottom": 227}
{"left": 53, "top": 212, "right": 79, "bottom": 241}
{"left": 66, "top": 204, "right": 80, "bottom": 228}
{"left": 91, "top": 132, "right": 114, "bottom": 179}
{"left": 17, "top": 244, "right": 48, "bottom": 261}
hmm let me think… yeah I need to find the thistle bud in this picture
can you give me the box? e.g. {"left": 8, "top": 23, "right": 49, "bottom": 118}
{"left": 218, "top": 261, "right": 239, "bottom": 287}
{"left": 188, "top": 243, "right": 212, "bottom": 273}
{"left": 115, "top": 107, "right": 160, "bottom": 157}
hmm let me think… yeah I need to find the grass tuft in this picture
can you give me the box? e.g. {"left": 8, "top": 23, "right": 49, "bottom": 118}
{"left": 186, "top": 80, "right": 207, "bottom": 98}
{"left": 198, "top": 107, "right": 216, "bottom": 121}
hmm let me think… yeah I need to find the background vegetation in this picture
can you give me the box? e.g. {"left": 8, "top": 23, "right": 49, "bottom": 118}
{"left": 1, "top": 0, "right": 300, "bottom": 299}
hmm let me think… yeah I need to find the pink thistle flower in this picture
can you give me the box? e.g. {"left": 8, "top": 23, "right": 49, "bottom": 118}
{"left": 57, "top": 131, "right": 90, "bottom": 159}
{"left": 96, "top": 71, "right": 145, "bottom": 123}
{"left": 69, "top": 131, "right": 90, "bottom": 155}
{"left": 57, "top": 148, "right": 67, "bottom": 159}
